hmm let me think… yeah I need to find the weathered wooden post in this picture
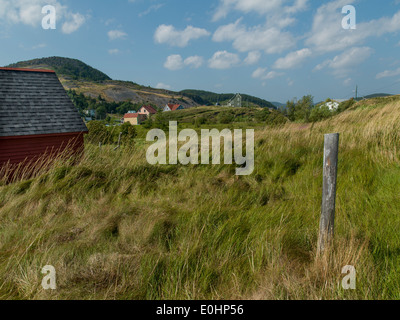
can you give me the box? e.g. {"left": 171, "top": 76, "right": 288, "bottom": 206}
{"left": 114, "top": 132, "right": 122, "bottom": 151}
{"left": 318, "top": 133, "right": 339, "bottom": 255}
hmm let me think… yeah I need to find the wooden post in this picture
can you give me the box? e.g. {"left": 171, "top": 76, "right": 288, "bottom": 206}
{"left": 114, "top": 132, "right": 122, "bottom": 151}
{"left": 318, "top": 133, "right": 339, "bottom": 254}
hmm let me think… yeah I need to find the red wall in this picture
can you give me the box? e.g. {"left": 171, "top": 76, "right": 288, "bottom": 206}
{"left": 0, "top": 132, "right": 85, "bottom": 168}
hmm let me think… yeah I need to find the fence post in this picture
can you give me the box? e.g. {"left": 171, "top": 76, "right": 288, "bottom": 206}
{"left": 318, "top": 133, "right": 339, "bottom": 255}
{"left": 114, "top": 132, "right": 122, "bottom": 151}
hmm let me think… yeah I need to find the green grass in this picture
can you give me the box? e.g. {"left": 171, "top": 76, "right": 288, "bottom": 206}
{"left": 1, "top": 97, "right": 400, "bottom": 299}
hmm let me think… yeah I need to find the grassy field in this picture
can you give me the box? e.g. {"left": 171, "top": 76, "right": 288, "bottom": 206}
{"left": 1, "top": 97, "right": 400, "bottom": 299}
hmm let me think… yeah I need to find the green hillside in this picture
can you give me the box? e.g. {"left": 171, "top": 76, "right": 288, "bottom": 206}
{"left": 180, "top": 89, "right": 276, "bottom": 109}
{"left": 6, "top": 57, "right": 111, "bottom": 82}
{"left": 2, "top": 96, "right": 400, "bottom": 299}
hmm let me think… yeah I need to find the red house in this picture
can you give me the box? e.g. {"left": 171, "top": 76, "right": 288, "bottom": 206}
{"left": 0, "top": 67, "right": 88, "bottom": 176}
{"left": 163, "top": 103, "right": 184, "bottom": 112}
{"left": 138, "top": 105, "right": 157, "bottom": 118}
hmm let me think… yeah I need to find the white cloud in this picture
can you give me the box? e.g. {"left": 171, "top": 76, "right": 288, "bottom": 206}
{"left": 213, "top": 0, "right": 284, "bottom": 21}
{"left": 252, "top": 67, "right": 284, "bottom": 80}
{"left": 244, "top": 51, "right": 261, "bottom": 65}
{"left": 62, "top": 13, "right": 85, "bottom": 34}
{"left": 213, "top": 18, "right": 295, "bottom": 54}
{"left": 343, "top": 78, "right": 352, "bottom": 86}
{"left": 108, "top": 30, "right": 127, "bottom": 40}
{"left": 156, "top": 83, "right": 172, "bottom": 90}
{"left": 164, "top": 54, "right": 184, "bottom": 71}
{"left": 154, "top": 24, "right": 210, "bottom": 47}
{"left": 314, "top": 47, "right": 373, "bottom": 77}
{"left": 213, "top": 0, "right": 309, "bottom": 22}
{"left": 164, "top": 54, "right": 205, "bottom": 71}
{"left": 273, "top": 48, "right": 312, "bottom": 69}
{"left": 0, "top": 0, "right": 85, "bottom": 33}
{"left": 139, "top": 4, "right": 164, "bottom": 17}
{"left": 108, "top": 49, "right": 120, "bottom": 55}
{"left": 307, "top": 0, "right": 400, "bottom": 53}
{"left": 376, "top": 67, "right": 400, "bottom": 79}
{"left": 208, "top": 51, "right": 240, "bottom": 69}
{"left": 184, "top": 55, "right": 204, "bottom": 69}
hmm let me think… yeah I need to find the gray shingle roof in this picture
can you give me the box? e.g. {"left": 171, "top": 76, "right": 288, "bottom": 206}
{"left": 0, "top": 69, "right": 88, "bottom": 137}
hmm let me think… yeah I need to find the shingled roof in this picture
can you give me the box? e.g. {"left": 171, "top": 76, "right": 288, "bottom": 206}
{"left": 0, "top": 68, "right": 88, "bottom": 138}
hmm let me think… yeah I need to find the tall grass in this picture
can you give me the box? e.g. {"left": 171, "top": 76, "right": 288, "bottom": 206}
{"left": 1, "top": 97, "right": 400, "bottom": 299}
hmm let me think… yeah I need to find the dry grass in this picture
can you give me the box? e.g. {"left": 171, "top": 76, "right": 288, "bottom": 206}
{"left": 1, "top": 96, "right": 400, "bottom": 300}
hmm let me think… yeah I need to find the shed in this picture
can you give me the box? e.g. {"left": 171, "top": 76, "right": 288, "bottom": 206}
{"left": 0, "top": 67, "right": 88, "bottom": 171}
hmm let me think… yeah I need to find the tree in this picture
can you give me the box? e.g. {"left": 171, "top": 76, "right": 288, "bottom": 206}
{"left": 294, "top": 95, "right": 313, "bottom": 122}
{"left": 286, "top": 99, "right": 296, "bottom": 121}
{"left": 96, "top": 105, "right": 107, "bottom": 120}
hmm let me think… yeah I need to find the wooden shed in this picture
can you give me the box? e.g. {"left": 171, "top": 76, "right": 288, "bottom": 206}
{"left": 0, "top": 67, "right": 88, "bottom": 173}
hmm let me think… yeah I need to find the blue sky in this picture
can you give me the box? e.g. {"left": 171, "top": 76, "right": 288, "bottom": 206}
{"left": 1, "top": 0, "right": 400, "bottom": 103}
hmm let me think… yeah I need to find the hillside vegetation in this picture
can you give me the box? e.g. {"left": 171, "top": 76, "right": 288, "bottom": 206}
{"left": 7, "top": 57, "right": 111, "bottom": 82}
{"left": 180, "top": 90, "right": 276, "bottom": 109}
{"left": 1, "top": 95, "right": 400, "bottom": 299}
{"left": 5, "top": 57, "right": 276, "bottom": 110}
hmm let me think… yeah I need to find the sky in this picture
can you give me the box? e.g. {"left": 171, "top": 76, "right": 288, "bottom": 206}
{"left": 0, "top": 0, "right": 400, "bottom": 103}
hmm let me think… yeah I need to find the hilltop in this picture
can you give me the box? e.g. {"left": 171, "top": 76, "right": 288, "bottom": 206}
{"left": 7, "top": 57, "right": 111, "bottom": 82}
{"left": 4, "top": 57, "right": 276, "bottom": 110}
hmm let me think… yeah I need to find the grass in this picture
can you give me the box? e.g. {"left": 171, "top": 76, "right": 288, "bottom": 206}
{"left": 1, "top": 96, "right": 400, "bottom": 299}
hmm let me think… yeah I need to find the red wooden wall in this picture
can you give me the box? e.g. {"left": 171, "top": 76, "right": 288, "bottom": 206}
{"left": 0, "top": 132, "right": 85, "bottom": 168}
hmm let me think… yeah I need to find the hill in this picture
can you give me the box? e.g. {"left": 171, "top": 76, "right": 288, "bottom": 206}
{"left": 271, "top": 101, "right": 285, "bottom": 109}
{"left": 2, "top": 95, "right": 400, "bottom": 299}
{"left": 180, "top": 89, "right": 276, "bottom": 109}
{"left": 4, "top": 57, "right": 277, "bottom": 110}
{"left": 361, "top": 93, "right": 393, "bottom": 99}
{"left": 6, "top": 57, "right": 111, "bottom": 82}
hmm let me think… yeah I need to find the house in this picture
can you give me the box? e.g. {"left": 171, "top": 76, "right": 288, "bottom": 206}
{"left": 163, "top": 103, "right": 184, "bottom": 112}
{"left": 138, "top": 105, "right": 157, "bottom": 118}
{"left": 0, "top": 67, "right": 88, "bottom": 173}
{"left": 227, "top": 94, "right": 242, "bottom": 108}
{"left": 124, "top": 113, "right": 148, "bottom": 125}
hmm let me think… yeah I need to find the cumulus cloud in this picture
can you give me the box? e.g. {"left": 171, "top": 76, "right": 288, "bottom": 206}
{"left": 0, "top": 0, "right": 85, "bottom": 34}
{"left": 314, "top": 46, "right": 373, "bottom": 77}
{"left": 376, "top": 67, "right": 400, "bottom": 79}
{"left": 62, "top": 12, "right": 85, "bottom": 34}
{"left": 213, "top": 18, "right": 295, "bottom": 54}
{"left": 252, "top": 67, "right": 284, "bottom": 80}
{"left": 244, "top": 51, "right": 261, "bottom": 65}
{"left": 164, "top": 55, "right": 204, "bottom": 70}
{"left": 208, "top": 51, "right": 240, "bottom": 69}
{"left": 184, "top": 55, "right": 204, "bottom": 69}
{"left": 108, "top": 30, "right": 127, "bottom": 40}
{"left": 154, "top": 24, "right": 210, "bottom": 47}
{"left": 273, "top": 48, "right": 312, "bottom": 69}
{"left": 212, "top": 0, "right": 308, "bottom": 21}
{"left": 306, "top": 0, "right": 400, "bottom": 53}
{"left": 164, "top": 54, "right": 184, "bottom": 71}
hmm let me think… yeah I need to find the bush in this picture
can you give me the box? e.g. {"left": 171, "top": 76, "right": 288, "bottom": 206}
{"left": 218, "top": 111, "right": 234, "bottom": 124}
{"left": 309, "top": 104, "right": 334, "bottom": 122}
{"left": 86, "top": 121, "right": 111, "bottom": 144}
{"left": 338, "top": 98, "right": 356, "bottom": 113}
